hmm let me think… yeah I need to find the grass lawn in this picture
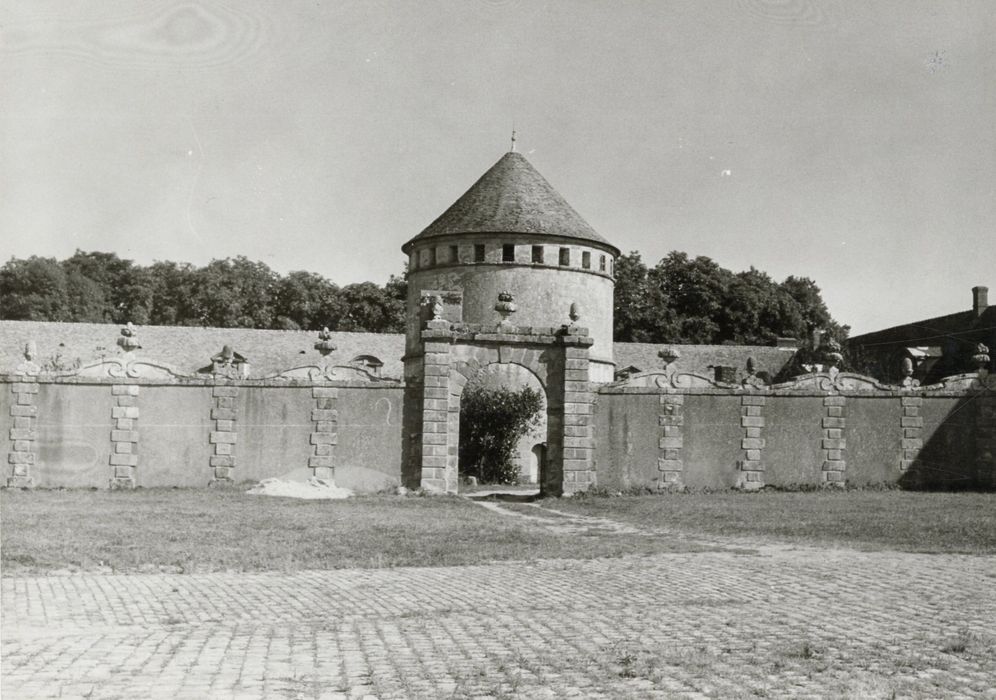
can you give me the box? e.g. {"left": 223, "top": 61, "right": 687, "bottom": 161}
{"left": 2, "top": 488, "right": 993, "bottom": 576}
{"left": 544, "top": 490, "right": 996, "bottom": 555}
{"left": 0, "top": 488, "right": 718, "bottom": 576}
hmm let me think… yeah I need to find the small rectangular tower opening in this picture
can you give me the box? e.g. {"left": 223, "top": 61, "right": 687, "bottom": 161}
{"left": 474, "top": 244, "right": 485, "bottom": 262}
{"left": 599, "top": 254, "right": 606, "bottom": 272}
{"left": 532, "top": 245, "right": 544, "bottom": 264}
{"left": 582, "top": 251, "right": 591, "bottom": 269}
{"left": 502, "top": 244, "right": 515, "bottom": 262}
{"left": 449, "top": 245, "right": 459, "bottom": 263}
{"left": 559, "top": 247, "right": 571, "bottom": 266}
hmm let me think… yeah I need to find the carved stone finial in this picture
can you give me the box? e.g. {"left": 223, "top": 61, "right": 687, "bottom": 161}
{"left": 15, "top": 340, "right": 41, "bottom": 376}
{"left": 746, "top": 356, "right": 756, "bottom": 376}
{"left": 117, "top": 323, "right": 141, "bottom": 353}
{"left": 899, "top": 356, "right": 919, "bottom": 388}
{"left": 822, "top": 337, "right": 843, "bottom": 369}
{"left": 658, "top": 347, "right": 680, "bottom": 368}
{"left": 495, "top": 291, "right": 517, "bottom": 325}
{"left": 972, "top": 343, "right": 991, "bottom": 372}
{"left": 211, "top": 344, "right": 248, "bottom": 378}
{"left": 569, "top": 302, "right": 580, "bottom": 323}
{"left": 314, "top": 327, "right": 336, "bottom": 356}
{"left": 430, "top": 295, "right": 444, "bottom": 320}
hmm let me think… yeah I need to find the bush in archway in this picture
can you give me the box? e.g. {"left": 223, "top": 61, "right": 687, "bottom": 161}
{"left": 459, "top": 385, "right": 543, "bottom": 484}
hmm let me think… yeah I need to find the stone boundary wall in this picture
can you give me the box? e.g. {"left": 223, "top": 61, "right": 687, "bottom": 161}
{"left": 597, "top": 369, "right": 996, "bottom": 491}
{"left": 1, "top": 358, "right": 402, "bottom": 491}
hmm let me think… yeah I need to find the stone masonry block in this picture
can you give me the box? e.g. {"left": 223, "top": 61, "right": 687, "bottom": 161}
{"left": 565, "top": 358, "right": 589, "bottom": 370}
{"left": 315, "top": 397, "right": 335, "bottom": 410}
{"left": 310, "top": 432, "right": 338, "bottom": 445}
{"left": 741, "top": 416, "right": 765, "bottom": 428}
{"left": 822, "top": 417, "right": 845, "bottom": 428}
{"left": 744, "top": 405, "right": 762, "bottom": 417}
{"left": 215, "top": 443, "right": 234, "bottom": 455}
{"left": 312, "top": 387, "right": 339, "bottom": 398}
{"left": 111, "top": 406, "right": 140, "bottom": 419}
{"left": 563, "top": 436, "right": 592, "bottom": 449}
{"left": 824, "top": 470, "right": 845, "bottom": 483}
{"left": 661, "top": 449, "right": 680, "bottom": 460}
{"left": 212, "top": 467, "right": 233, "bottom": 481}
{"left": 8, "top": 452, "right": 35, "bottom": 465}
{"left": 901, "top": 416, "right": 924, "bottom": 427}
{"left": 827, "top": 406, "right": 844, "bottom": 418}
{"left": 111, "top": 385, "right": 140, "bottom": 396}
{"left": 9, "top": 404, "right": 38, "bottom": 417}
{"left": 116, "top": 418, "right": 134, "bottom": 430}
{"left": 9, "top": 428, "right": 37, "bottom": 441}
{"left": 211, "top": 408, "right": 237, "bottom": 420}
{"left": 661, "top": 470, "right": 682, "bottom": 483}
{"left": 901, "top": 397, "right": 923, "bottom": 406}
{"left": 659, "top": 436, "right": 683, "bottom": 449}
{"left": 116, "top": 396, "right": 138, "bottom": 408}
{"left": 742, "top": 438, "right": 765, "bottom": 449}
{"left": 209, "top": 431, "right": 237, "bottom": 444}
{"left": 823, "top": 459, "right": 846, "bottom": 471}
{"left": 215, "top": 419, "right": 235, "bottom": 432}
{"left": 658, "top": 458, "right": 683, "bottom": 472}
{"left": 16, "top": 394, "right": 35, "bottom": 406}
{"left": 114, "top": 442, "right": 133, "bottom": 454}
{"left": 312, "top": 466, "right": 334, "bottom": 480}
{"left": 312, "top": 409, "right": 337, "bottom": 422}
{"left": 903, "top": 406, "right": 919, "bottom": 417}
{"left": 661, "top": 425, "right": 681, "bottom": 437}
{"left": 314, "top": 443, "right": 333, "bottom": 456}
{"left": 11, "top": 383, "right": 40, "bottom": 394}
{"left": 216, "top": 397, "right": 236, "bottom": 409}
{"left": 741, "top": 395, "right": 766, "bottom": 406}
{"left": 564, "top": 403, "right": 592, "bottom": 415}
{"left": 900, "top": 459, "right": 915, "bottom": 471}
{"left": 309, "top": 455, "right": 333, "bottom": 468}
{"left": 822, "top": 438, "right": 846, "bottom": 449}
{"left": 904, "top": 428, "right": 920, "bottom": 438}
{"left": 827, "top": 449, "right": 843, "bottom": 460}
{"left": 658, "top": 414, "right": 684, "bottom": 426}
{"left": 12, "top": 439, "right": 32, "bottom": 452}
{"left": 901, "top": 438, "right": 922, "bottom": 449}
{"left": 213, "top": 386, "right": 239, "bottom": 397}
{"left": 825, "top": 428, "right": 843, "bottom": 439}
{"left": 210, "top": 455, "right": 235, "bottom": 468}
{"left": 314, "top": 420, "right": 336, "bottom": 433}
{"left": 745, "top": 427, "right": 762, "bottom": 438}
{"left": 746, "top": 449, "right": 762, "bottom": 461}
{"left": 109, "top": 453, "right": 138, "bottom": 466}
{"left": 422, "top": 432, "right": 447, "bottom": 445}
{"left": 823, "top": 396, "right": 846, "bottom": 406}
{"left": 660, "top": 394, "right": 685, "bottom": 405}
{"left": 12, "top": 417, "right": 33, "bottom": 429}
{"left": 11, "top": 463, "right": 30, "bottom": 476}
{"left": 740, "top": 460, "right": 763, "bottom": 471}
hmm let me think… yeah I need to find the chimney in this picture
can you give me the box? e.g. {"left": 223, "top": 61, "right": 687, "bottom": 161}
{"left": 973, "top": 286, "right": 989, "bottom": 316}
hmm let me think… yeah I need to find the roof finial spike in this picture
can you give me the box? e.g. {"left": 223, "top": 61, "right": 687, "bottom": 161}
{"left": 510, "top": 125, "right": 516, "bottom": 153}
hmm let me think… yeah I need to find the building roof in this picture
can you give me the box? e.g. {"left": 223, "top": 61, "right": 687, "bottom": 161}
{"left": 847, "top": 306, "right": 996, "bottom": 348}
{"left": 403, "top": 151, "right": 618, "bottom": 254}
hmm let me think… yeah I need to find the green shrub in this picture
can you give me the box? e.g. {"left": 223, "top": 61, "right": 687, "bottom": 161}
{"left": 459, "top": 385, "right": 543, "bottom": 484}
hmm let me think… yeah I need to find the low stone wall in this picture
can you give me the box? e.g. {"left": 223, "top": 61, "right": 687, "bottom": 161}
{"left": 595, "top": 368, "right": 995, "bottom": 491}
{"left": 3, "top": 355, "right": 403, "bottom": 492}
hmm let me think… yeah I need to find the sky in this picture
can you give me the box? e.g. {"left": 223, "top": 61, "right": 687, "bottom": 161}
{"left": 1, "top": 0, "right": 993, "bottom": 335}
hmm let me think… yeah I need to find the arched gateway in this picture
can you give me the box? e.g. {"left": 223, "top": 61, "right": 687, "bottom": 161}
{"left": 400, "top": 148, "right": 618, "bottom": 494}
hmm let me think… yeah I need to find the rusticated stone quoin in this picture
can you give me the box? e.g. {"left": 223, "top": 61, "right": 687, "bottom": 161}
{"left": 821, "top": 395, "right": 847, "bottom": 485}
{"left": 738, "top": 394, "right": 766, "bottom": 488}
{"left": 109, "top": 384, "right": 140, "bottom": 488}
{"left": 7, "top": 380, "right": 39, "bottom": 487}
{"left": 899, "top": 396, "right": 923, "bottom": 473}
{"left": 657, "top": 394, "right": 684, "bottom": 489}
{"left": 310, "top": 386, "right": 338, "bottom": 479}
{"left": 209, "top": 384, "right": 239, "bottom": 486}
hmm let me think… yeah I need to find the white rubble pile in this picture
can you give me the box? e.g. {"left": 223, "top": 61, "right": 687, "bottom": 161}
{"left": 246, "top": 477, "right": 353, "bottom": 500}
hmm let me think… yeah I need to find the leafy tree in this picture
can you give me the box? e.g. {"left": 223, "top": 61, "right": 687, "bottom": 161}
{"left": 335, "top": 282, "right": 400, "bottom": 332}
{"left": 188, "top": 257, "right": 279, "bottom": 328}
{"left": 273, "top": 271, "right": 340, "bottom": 331}
{"left": 61, "top": 250, "right": 153, "bottom": 324}
{"left": 0, "top": 256, "right": 70, "bottom": 321}
{"left": 147, "top": 261, "right": 200, "bottom": 326}
{"left": 459, "top": 385, "right": 543, "bottom": 484}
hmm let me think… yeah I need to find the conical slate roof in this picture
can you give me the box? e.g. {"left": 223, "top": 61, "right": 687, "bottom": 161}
{"left": 403, "top": 151, "right": 617, "bottom": 253}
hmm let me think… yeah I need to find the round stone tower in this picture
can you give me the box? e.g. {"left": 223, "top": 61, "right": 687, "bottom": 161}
{"left": 402, "top": 151, "right": 619, "bottom": 382}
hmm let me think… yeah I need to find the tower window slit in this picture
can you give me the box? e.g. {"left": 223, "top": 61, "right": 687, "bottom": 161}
{"left": 474, "top": 244, "right": 486, "bottom": 262}
{"left": 559, "top": 247, "right": 570, "bottom": 266}
{"left": 502, "top": 244, "right": 515, "bottom": 262}
{"left": 532, "top": 245, "right": 544, "bottom": 264}
{"left": 582, "top": 251, "right": 591, "bottom": 269}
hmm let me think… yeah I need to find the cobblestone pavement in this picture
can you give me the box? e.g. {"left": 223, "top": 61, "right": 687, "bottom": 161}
{"left": 3, "top": 517, "right": 996, "bottom": 699}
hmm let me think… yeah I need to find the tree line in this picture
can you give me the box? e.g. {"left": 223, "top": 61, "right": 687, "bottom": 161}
{"left": 0, "top": 250, "right": 847, "bottom": 345}
{"left": 0, "top": 252, "right": 406, "bottom": 333}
